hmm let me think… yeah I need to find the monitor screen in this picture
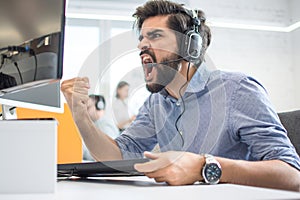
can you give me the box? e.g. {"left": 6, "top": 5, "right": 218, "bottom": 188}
{"left": 0, "top": 0, "right": 65, "bottom": 114}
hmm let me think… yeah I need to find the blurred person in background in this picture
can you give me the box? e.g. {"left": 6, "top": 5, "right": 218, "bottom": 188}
{"left": 113, "top": 81, "right": 136, "bottom": 131}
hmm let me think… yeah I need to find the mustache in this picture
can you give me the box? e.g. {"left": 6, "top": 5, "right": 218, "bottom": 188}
{"left": 139, "top": 49, "right": 155, "bottom": 58}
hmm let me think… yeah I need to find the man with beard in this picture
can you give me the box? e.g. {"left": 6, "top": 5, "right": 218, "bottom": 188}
{"left": 61, "top": 0, "right": 300, "bottom": 191}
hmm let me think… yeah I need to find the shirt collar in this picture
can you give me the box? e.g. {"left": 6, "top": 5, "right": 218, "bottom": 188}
{"left": 185, "top": 62, "right": 211, "bottom": 93}
{"left": 158, "top": 62, "right": 212, "bottom": 101}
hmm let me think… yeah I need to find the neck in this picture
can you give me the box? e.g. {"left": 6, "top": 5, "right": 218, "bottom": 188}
{"left": 165, "top": 62, "right": 196, "bottom": 99}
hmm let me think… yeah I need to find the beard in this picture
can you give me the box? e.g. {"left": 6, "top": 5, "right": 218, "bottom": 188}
{"left": 145, "top": 54, "right": 181, "bottom": 93}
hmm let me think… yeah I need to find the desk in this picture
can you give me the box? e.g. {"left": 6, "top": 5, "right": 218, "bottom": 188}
{"left": 1, "top": 176, "right": 300, "bottom": 200}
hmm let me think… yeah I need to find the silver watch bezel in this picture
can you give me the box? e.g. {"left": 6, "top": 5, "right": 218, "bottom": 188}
{"left": 201, "top": 154, "right": 222, "bottom": 184}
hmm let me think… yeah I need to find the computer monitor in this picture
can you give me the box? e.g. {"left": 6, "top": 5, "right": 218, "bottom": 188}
{"left": 0, "top": 0, "right": 66, "bottom": 118}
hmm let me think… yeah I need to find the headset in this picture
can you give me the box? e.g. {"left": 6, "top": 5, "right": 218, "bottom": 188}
{"left": 96, "top": 95, "right": 105, "bottom": 110}
{"left": 179, "top": 8, "right": 203, "bottom": 63}
{"left": 90, "top": 95, "right": 106, "bottom": 110}
{"left": 96, "top": 99, "right": 105, "bottom": 110}
{"left": 174, "top": 7, "right": 205, "bottom": 147}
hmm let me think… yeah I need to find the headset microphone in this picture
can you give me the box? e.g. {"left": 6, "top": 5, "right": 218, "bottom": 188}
{"left": 144, "top": 57, "right": 185, "bottom": 68}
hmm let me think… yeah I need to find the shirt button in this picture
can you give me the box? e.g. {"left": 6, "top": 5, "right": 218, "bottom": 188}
{"left": 176, "top": 101, "right": 180, "bottom": 106}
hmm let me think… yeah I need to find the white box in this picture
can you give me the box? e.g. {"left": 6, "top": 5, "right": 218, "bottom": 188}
{"left": 0, "top": 119, "right": 57, "bottom": 194}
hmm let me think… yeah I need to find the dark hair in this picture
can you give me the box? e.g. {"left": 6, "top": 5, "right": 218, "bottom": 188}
{"left": 89, "top": 94, "right": 106, "bottom": 110}
{"left": 116, "top": 81, "right": 129, "bottom": 98}
{"left": 132, "top": 0, "right": 211, "bottom": 66}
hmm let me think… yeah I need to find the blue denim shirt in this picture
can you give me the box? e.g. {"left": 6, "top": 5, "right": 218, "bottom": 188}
{"left": 115, "top": 64, "right": 300, "bottom": 170}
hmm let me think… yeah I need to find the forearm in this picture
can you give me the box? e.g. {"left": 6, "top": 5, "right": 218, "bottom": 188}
{"left": 76, "top": 114, "right": 122, "bottom": 161}
{"left": 218, "top": 157, "right": 300, "bottom": 191}
{"left": 60, "top": 77, "right": 122, "bottom": 160}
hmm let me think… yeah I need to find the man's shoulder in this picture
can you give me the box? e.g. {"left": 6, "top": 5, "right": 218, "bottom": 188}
{"left": 210, "top": 70, "right": 248, "bottom": 84}
{"left": 206, "top": 69, "right": 265, "bottom": 94}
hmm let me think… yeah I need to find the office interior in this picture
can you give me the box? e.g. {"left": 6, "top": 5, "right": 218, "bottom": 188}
{"left": 0, "top": 0, "right": 299, "bottom": 166}
{"left": 64, "top": 0, "right": 300, "bottom": 113}
{"left": 57, "top": 0, "right": 300, "bottom": 163}
{"left": 0, "top": 0, "right": 300, "bottom": 197}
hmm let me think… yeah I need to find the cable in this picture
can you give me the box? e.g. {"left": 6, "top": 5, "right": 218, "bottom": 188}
{"left": 0, "top": 45, "right": 38, "bottom": 81}
{"left": 0, "top": 54, "right": 7, "bottom": 71}
{"left": 174, "top": 61, "right": 191, "bottom": 147}
{"left": 13, "top": 62, "right": 24, "bottom": 84}
{"left": 31, "top": 50, "right": 38, "bottom": 81}
{"left": 0, "top": 47, "right": 9, "bottom": 52}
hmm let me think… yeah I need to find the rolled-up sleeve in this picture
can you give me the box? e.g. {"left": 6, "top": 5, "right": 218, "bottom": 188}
{"left": 230, "top": 77, "right": 300, "bottom": 170}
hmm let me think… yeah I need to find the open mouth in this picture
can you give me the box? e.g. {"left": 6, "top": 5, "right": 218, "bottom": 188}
{"left": 142, "top": 55, "right": 155, "bottom": 81}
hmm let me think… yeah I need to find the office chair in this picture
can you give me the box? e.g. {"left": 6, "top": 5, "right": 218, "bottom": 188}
{"left": 278, "top": 110, "right": 300, "bottom": 156}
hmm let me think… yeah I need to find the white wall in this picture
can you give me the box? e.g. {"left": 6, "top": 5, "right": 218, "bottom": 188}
{"left": 207, "top": 28, "right": 294, "bottom": 111}
{"left": 188, "top": 0, "right": 299, "bottom": 112}
{"left": 190, "top": 0, "right": 290, "bottom": 26}
{"left": 290, "top": 0, "right": 300, "bottom": 23}
{"left": 290, "top": 0, "right": 300, "bottom": 111}
{"left": 292, "top": 27, "right": 300, "bottom": 110}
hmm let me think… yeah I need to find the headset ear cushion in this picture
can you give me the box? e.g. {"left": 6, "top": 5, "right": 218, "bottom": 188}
{"left": 188, "top": 32, "right": 202, "bottom": 59}
{"left": 96, "top": 100, "right": 105, "bottom": 110}
{"left": 181, "top": 30, "right": 202, "bottom": 62}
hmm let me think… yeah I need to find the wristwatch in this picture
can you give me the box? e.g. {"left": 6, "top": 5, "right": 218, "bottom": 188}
{"left": 201, "top": 154, "right": 222, "bottom": 184}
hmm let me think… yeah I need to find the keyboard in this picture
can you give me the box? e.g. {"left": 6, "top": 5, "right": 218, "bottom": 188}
{"left": 57, "top": 158, "right": 150, "bottom": 177}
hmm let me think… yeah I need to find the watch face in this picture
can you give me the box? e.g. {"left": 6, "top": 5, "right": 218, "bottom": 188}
{"left": 204, "top": 163, "right": 222, "bottom": 183}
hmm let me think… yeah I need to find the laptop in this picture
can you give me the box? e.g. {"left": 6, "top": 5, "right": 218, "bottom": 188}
{"left": 57, "top": 158, "right": 150, "bottom": 178}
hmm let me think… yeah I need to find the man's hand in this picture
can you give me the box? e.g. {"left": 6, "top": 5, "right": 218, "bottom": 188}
{"left": 61, "top": 77, "right": 90, "bottom": 117}
{"left": 134, "top": 151, "right": 204, "bottom": 185}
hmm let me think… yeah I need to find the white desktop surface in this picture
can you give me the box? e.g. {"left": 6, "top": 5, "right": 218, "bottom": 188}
{"left": 1, "top": 176, "right": 300, "bottom": 200}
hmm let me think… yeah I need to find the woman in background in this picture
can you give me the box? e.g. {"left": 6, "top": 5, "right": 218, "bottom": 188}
{"left": 113, "top": 81, "right": 136, "bottom": 131}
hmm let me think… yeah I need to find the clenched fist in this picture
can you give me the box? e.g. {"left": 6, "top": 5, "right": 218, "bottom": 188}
{"left": 61, "top": 77, "right": 90, "bottom": 118}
